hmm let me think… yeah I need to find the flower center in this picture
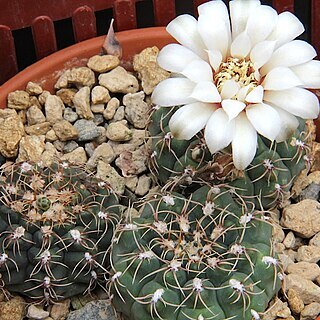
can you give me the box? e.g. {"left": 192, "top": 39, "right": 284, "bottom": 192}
{"left": 214, "top": 57, "right": 258, "bottom": 92}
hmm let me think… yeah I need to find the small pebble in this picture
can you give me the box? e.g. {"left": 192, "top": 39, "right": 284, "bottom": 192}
{"left": 300, "top": 302, "right": 320, "bottom": 320}
{"left": 27, "top": 304, "right": 50, "bottom": 320}
{"left": 103, "top": 97, "right": 120, "bottom": 120}
{"left": 87, "top": 54, "right": 120, "bottom": 73}
{"left": 113, "top": 105, "right": 125, "bottom": 121}
{"left": 60, "top": 147, "right": 87, "bottom": 164}
{"left": 91, "top": 86, "right": 111, "bottom": 105}
{"left": 91, "top": 104, "right": 105, "bottom": 114}
{"left": 93, "top": 114, "right": 104, "bottom": 126}
{"left": 299, "top": 183, "right": 320, "bottom": 201}
{"left": 49, "top": 299, "right": 70, "bottom": 320}
{"left": 63, "top": 107, "right": 78, "bottom": 123}
{"left": 99, "top": 66, "right": 139, "bottom": 94}
{"left": 26, "top": 81, "right": 43, "bottom": 95}
{"left": 85, "top": 142, "right": 96, "bottom": 157}
{"left": 63, "top": 141, "right": 79, "bottom": 153}
{"left": 135, "top": 175, "right": 152, "bottom": 196}
{"left": 283, "top": 231, "right": 296, "bottom": 249}
{"left": 66, "top": 300, "right": 117, "bottom": 320}
{"left": 74, "top": 119, "right": 100, "bottom": 141}
{"left": 106, "top": 121, "right": 132, "bottom": 142}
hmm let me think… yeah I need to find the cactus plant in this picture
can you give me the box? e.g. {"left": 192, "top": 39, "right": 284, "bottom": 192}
{"left": 0, "top": 160, "right": 122, "bottom": 303}
{"left": 109, "top": 185, "right": 281, "bottom": 320}
{"left": 149, "top": 106, "right": 311, "bottom": 209}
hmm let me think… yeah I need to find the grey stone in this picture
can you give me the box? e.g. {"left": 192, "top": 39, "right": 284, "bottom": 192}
{"left": 64, "top": 107, "right": 78, "bottom": 123}
{"left": 66, "top": 300, "right": 116, "bottom": 320}
{"left": 53, "top": 140, "right": 65, "bottom": 152}
{"left": 113, "top": 105, "right": 125, "bottom": 121}
{"left": 299, "top": 183, "right": 320, "bottom": 201}
{"left": 94, "top": 126, "right": 107, "bottom": 144}
{"left": 74, "top": 120, "right": 100, "bottom": 141}
{"left": 63, "top": 141, "right": 79, "bottom": 153}
{"left": 93, "top": 114, "right": 104, "bottom": 126}
{"left": 85, "top": 142, "right": 96, "bottom": 158}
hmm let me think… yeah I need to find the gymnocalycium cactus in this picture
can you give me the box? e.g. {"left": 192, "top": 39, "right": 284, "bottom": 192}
{"left": 109, "top": 185, "right": 281, "bottom": 320}
{"left": 149, "top": 106, "right": 312, "bottom": 209}
{"left": 0, "top": 161, "right": 122, "bottom": 303}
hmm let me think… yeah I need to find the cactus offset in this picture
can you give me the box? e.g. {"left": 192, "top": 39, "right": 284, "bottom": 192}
{"left": 109, "top": 185, "right": 280, "bottom": 320}
{"left": 0, "top": 161, "right": 122, "bottom": 303}
{"left": 149, "top": 107, "right": 312, "bottom": 208}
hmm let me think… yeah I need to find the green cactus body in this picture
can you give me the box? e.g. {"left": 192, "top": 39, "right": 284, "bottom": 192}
{"left": 110, "top": 185, "right": 280, "bottom": 320}
{"left": 149, "top": 107, "right": 310, "bottom": 208}
{"left": 0, "top": 161, "right": 122, "bottom": 303}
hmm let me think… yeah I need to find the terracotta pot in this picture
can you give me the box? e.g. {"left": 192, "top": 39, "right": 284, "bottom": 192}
{"left": 0, "top": 26, "right": 173, "bottom": 109}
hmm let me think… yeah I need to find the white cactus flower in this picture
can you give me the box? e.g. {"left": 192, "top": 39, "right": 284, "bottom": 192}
{"left": 152, "top": 0, "right": 320, "bottom": 170}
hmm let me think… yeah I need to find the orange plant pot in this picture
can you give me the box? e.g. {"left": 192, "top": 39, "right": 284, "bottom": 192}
{"left": 0, "top": 27, "right": 172, "bottom": 109}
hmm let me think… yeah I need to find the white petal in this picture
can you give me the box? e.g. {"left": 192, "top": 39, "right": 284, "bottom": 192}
{"left": 208, "top": 49, "right": 223, "bottom": 72}
{"left": 264, "top": 87, "right": 320, "bottom": 119}
{"left": 230, "top": 32, "right": 252, "bottom": 59}
{"left": 250, "top": 41, "right": 276, "bottom": 70}
{"left": 220, "top": 80, "right": 240, "bottom": 100}
{"left": 245, "top": 5, "right": 278, "bottom": 46}
{"left": 261, "top": 40, "right": 317, "bottom": 76}
{"left": 245, "top": 85, "right": 264, "bottom": 103}
{"left": 191, "top": 81, "right": 222, "bottom": 103}
{"left": 230, "top": 0, "right": 261, "bottom": 39}
{"left": 169, "top": 102, "right": 216, "bottom": 140}
{"left": 232, "top": 112, "right": 258, "bottom": 170}
{"left": 198, "top": 14, "right": 230, "bottom": 60}
{"left": 262, "top": 67, "right": 303, "bottom": 91}
{"left": 198, "top": 0, "right": 230, "bottom": 27}
{"left": 267, "top": 12, "right": 305, "bottom": 49}
{"left": 237, "top": 85, "right": 251, "bottom": 102}
{"left": 166, "top": 15, "right": 207, "bottom": 60}
{"left": 246, "top": 103, "right": 281, "bottom": 140}
{"left": 157, "top": 44, "right": 202, "bottom": 73}
{"left": 151, "top": 78, "right": 196, "bottom": 106}
{"left": 205, "top": 108, "right": 235, "bottom": 154}
{"left": 181, "top": 60, "right": 213, "bottom": 83}
{"left": 222, "top": 99, "right": 246, "bottom": 120}
{"left": 291, "top": 60, "right": 320, "bottom": 89}
{"left": 270, "top": 105, "right": 299, "bottom": 142}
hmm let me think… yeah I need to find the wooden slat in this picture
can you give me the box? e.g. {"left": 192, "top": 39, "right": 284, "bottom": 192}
{"left": 193, "top": 0, "right": 209, "bottom": 16}
{"left": 272, "top": 0, "right": 294, "bottom": 13}
{"left": 153, "top": 0, "right": 176, "bottom": 26}
{"left": 312, "top": 0, "right": 320, "bottom": 56}
{"left": 0, "top": 25, "right": 18, "bottom": 85}
{"left": 72, "top": 6, "right": 97, "bottom": 43}
{"left": 0, "top": 0, "right": 140, "bottom": 30}
{"left": 114, "top": 0, "right": 137, "bottom": 31}
{"left": 31, "top": 16, "right": 57, "bottom": 60}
